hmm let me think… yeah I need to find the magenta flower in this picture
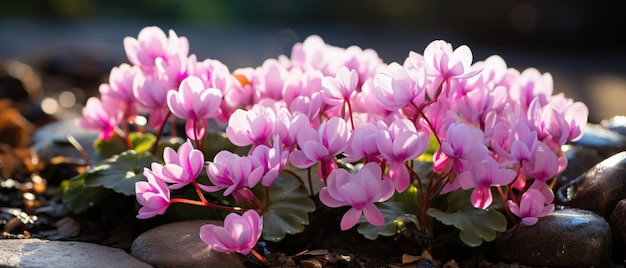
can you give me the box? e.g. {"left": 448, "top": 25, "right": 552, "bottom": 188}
{"left": 167, "top": 75, "right": 222, "bottom": 141}
{"left": 319, "top": 163, "right": 394, "bottom": 230}
{"left": 457, "top": 158, "right": 516, "bottom": 209}
{"left": 521, "top": 142, "right": 566, "bottom": 183}
{"left": 373, "top": 62, "right": 427, "bottom": 111}
{"left": 423, "top": 40, "right": 481, "bottom": 81}
{"left": 255, "top": 59, "right": 290, "bottom": 100}
{"left": 492, "top": 122, "right": 538, "bottom": 163}
{"left": 199, "top": 210, "right": 263, "bottom": 255}
{"left": 508, "top": 189, "right": 554, "bottom": 226}
{"left": 456, "top": 157, "right": 516, "bottom": 209}
{"left": 124, "top": 26, "right": 189, "bottom": 72}
{"left": 321, "top": 66, "right": 358, "bottom": 106}
{"left": 289, "top": 117, "right": 351, "bottom": 169}
{"left": 251, "top": 138, "right": 289, "bottom": 186}
{"left": 509, "top": 68, "right": 553, "bottom": 112}
{"left": 99, "top": 63, "right": 139, "bottom": 102}
{"left": 202, "top": 151, "right": 264, "bottom": 198}
{"left": 376, "top": 119, "right": 428, "bottom": 192}
{"left": 274, "top": 108, "right": 310, "bottom": 150}
{"left": 344, "top": 122, "right": 381, "bottom": 162}
{"left": 434, "top": 123, "right": 488, "bottom": 174}
{"left": 75, "top": 96, "right": 124, "bottom": 140}
{"left": 135, "top": 168, "right": 171, "bottom": 219}
{"left": 226, "top": 105, "right": 276, "bottom": 148}
{"left": 149, "top": 139, "right": 205, "bottom": 189}
{"left": 132, "top": 73, "right": 171, "bottom": 128}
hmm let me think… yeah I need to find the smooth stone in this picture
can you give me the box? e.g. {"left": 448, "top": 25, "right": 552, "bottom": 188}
{"left": 573, "top": 123, "right": 626, "bottom": 150}
{"left": 131, "top": 220, "right": 245, "bottom": 268}
{"left": 495, "top": 208, "right": 612, "bottom": 267}
{"left": 557, "top": 144, "right": 606, "bottom": 188}
{"left": 556, "top": 151, "right": 626, "bottom": 218}
{"left": 602, "top": 115, "right": 626, "bottom": 136}
{"left": 0, "top": 238, "right": 151, "bottom": 267}
{"left": 609, "top": 199, "right": 626, "bottom": 258}
{"left": 32, "top": 118, "right": 98, "bottom": 163}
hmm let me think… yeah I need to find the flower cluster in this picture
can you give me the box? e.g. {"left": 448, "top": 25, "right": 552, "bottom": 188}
{"left": 77, "top": 26, "right": 588, "bottom": 256}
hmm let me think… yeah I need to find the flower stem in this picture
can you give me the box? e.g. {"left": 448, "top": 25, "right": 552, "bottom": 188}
{"left": 250, "top": 248, "right": 271, "bottom": 266}
{"left": 152, "top": 110, "right": 172, "bottom": 156}
{"left": 345, "top": 100, "right": 355, "bottom": 130}
{"left": 66, "top": 134, "right": 91, "bottom": 166}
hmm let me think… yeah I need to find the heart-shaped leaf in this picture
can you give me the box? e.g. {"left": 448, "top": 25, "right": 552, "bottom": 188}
{"left": 61, "top": 172, "right": 112, "bottom": 214}
{"left": 259, "top": 175, "right": 316, "bottom": 242}
{"left": 357, "top": 202, "right": 419, "bottom": 240}
{"left": 83, "top": 150, "right": 158, "bottom": 195}
{"left": 427, "top": 189, "right": 507, "bottom": 247}
{"left": 93, "top": 132, "right": 156, "bottom": 159}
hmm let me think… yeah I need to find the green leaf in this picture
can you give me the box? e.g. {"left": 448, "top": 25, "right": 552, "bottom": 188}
{"left": 84, "top": 150, "right": 158, "bottom": 195}
{"left": 427, "top": 189, "right": 507, "bottom": 247}
{"left": 93, "top": 133, "right": 128, "bottom": 159}
{"left": 61, "top": 173, "right": 113, "bottom": 214}
{"left": 259, "top": 175, "right": 316, "bottom": 242}
{"left": 92, "top": 132, "right": 156, "bottom": 160}
{"left": 129, "top": 132, "right": 156, "bottom": 153}
{"left": 389, "top": 184, "right": 420, "bottom": 213}
{"left": 357, "top": 202, "right": 419, "bottom": 240}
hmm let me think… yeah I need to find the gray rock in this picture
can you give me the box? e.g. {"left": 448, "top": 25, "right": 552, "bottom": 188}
{"left": 0, "top": 238, "right": 151, "bottom": 268}
{"left": 131, "top": 220, "right": 245, "bottom": 268}
{"left": 556, "top": 151, "right": 626, "bottom": 218}
{"left": 609, "top": 199, "right": 626, "bottom": 258}
{"left": 495, "top": 208, "right": 612, "bottom": 267}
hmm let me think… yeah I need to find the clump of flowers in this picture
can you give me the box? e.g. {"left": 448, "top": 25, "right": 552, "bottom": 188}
{"left": 71, "top": 26, "right": 588, "bottom": 258}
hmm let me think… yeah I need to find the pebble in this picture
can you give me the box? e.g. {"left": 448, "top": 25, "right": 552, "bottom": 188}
{"left": 556, "top": 151, "right": 626, "bottom": 218}
{"left": 495, "top": 208, "right": 612, "bottom": 267}
{"left": 609, "top": 199, "right": 626, "bottom": 259}
{"left": 131, "top": 220, "right": 245, "bottom": 268}
{"left": 0, "top": 238, "right": 151, "bottom": 268}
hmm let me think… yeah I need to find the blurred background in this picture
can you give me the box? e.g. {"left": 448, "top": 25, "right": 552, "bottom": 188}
{"left": 1, "top": 0, "right": 625, "bottom": 124}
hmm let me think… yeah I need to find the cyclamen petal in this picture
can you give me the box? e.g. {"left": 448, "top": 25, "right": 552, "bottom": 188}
{"left": 135, "top": 168, "right": 170, "bottom": 219}
{"left": 199, "top": 210, "right": 262, "bottom": 255}
{"left": 340, "top": 207, "right": 363, "bottom": 231}
{"left": 319, "top": 163, "right": 393, "bottom": 230}
{"left": 362, "top": 202, "right": 384, "bottom": 226}
{"left": 509, "top": 189, "right": 554, "bottom": 226}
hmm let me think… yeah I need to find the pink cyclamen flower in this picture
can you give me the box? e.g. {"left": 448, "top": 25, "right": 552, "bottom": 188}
{"left": 132, "top": 72, "right": 171, "bottom": 128}
{"left": 491, "top": 122, "right": 538, "bottom": 163}
{"left": 124, "top": 26, "right": 189, "bottom": 71}
{"left": 508, "top": 189, "right": 554, "bottom": 226}
{"left": 289, "top": 117, "right": 352, "bottom": 169}
{"left": 373, "top": 62, "right": 427, "bottom": 111}
{"left": 251, "top": 138, "right": 289, "bottom": 186}
{"left": 199, "top": 210, "right": 263, "bottom": 255}
{"left": 434, "top": 123, "right": 488, "bottom": 174}
{"left": 202, "top": 151, "right": 264, "bottom": 198}
{"left": 226, "top": 104, "right": 276, "bottom": 148}
{"left": 321, "top": 66, "right": 358, "bottom": 106}
{"left": 376, "top": 119, "right": 428, "bottom": 192}
{"left": 75, "top": 96, "right": 124, "bottom": 140}
{"left": 423, "top": 40, "right": 482, "bottom": 80}
{"left": 167, "top": 75, "right": 223, "bottom": 141}
{"left": 149, "top": 139, "right": 205, "bottom": 190}
{"left": 135, "top": 168, "right": 171, "bottom": 219}
{"left": 319, "top": 163, "right": 394, "bottom": 230}
{"left": 344, "top": 122, "right": 381, "bottom": 162}
{"left": 99, "top": 63, "right": 139, "bottom": 102}
{"left": 457, "top": 158, "right": 516, "bottom": 209}
{"left": 274, "top": 107, "right": 310, "bottom": 150}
